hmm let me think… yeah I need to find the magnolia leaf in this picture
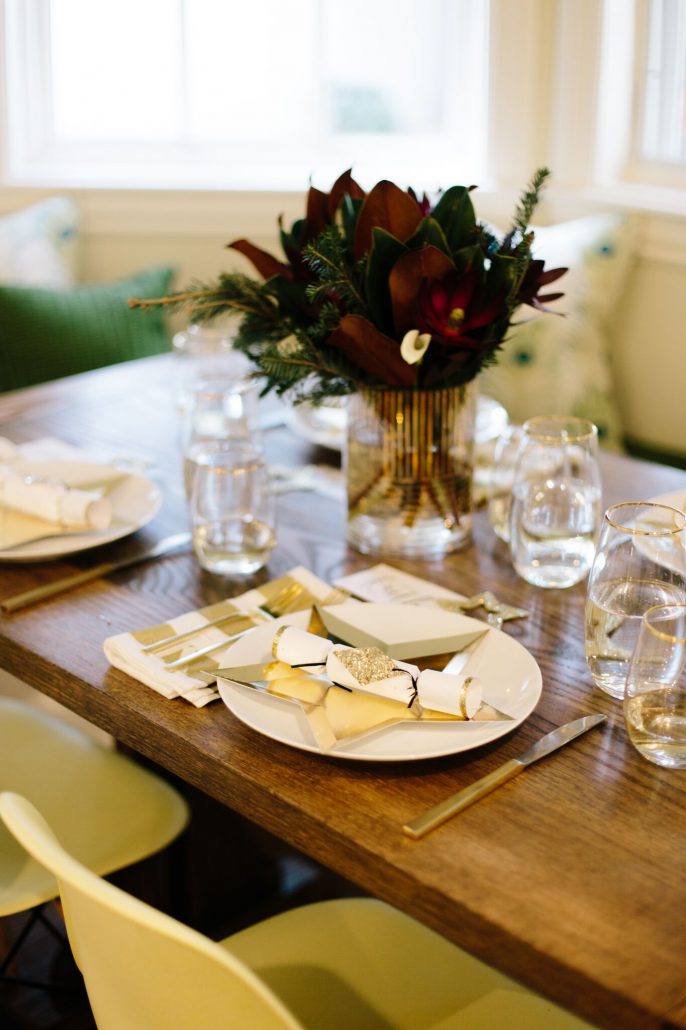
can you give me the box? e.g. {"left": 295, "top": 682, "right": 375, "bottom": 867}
{"left": 405, "top": 217, "right": 452, "bottom": 257}
{"left": 306, "top": 185, "right": 331, "bottom": 239}
{"left": 354, "top": 181, "right": 423, "bottom": 259}
{"left": 228, "top": 239, "right": 292, "bottom": 281}
{"left": 328, "top": 315, "right": 416, "bottom": 388}
{"left": 327, "top": 168, "right": 366, "bottom": 218}
{"left": 365, "top": 228, "right": 409, "bottom": 336}
{"left": 263, "top": 275, "right": 309, "bottom": 316}
{"left": 341, "top": 195, "right": 364, "bottom": 252}
{"left": 431, "top": 186, "right": 477, "bottom": 254}
{"left": 388, "top": 245, "right": 455, "bottom": 337}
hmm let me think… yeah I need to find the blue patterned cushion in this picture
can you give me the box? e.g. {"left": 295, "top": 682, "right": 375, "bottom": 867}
{"left": 0, "top": 198, "right": 79, "bottom": 287}
{"left": 480, "top": 214, "right": 635, "bottom": 450}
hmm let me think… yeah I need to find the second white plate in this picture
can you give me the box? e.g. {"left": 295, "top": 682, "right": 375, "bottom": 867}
{"left": 0, "top": 461, "right": 162, "bottom": 562}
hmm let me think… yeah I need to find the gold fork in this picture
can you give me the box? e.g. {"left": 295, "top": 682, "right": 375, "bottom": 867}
{"left": 142, "top": 580, "right": 308, "bottom": 654}
{"left": 162, "top": 580, "right": 325, "bottom": 671}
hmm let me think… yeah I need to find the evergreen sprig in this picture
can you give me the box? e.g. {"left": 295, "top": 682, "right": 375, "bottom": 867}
{"left": 303, "top": 226, "right": 366, "bottom": 313}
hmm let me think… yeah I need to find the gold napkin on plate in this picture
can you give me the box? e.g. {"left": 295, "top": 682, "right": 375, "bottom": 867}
{"left": 102, "top": 566, "right": 336, "bottom": 707}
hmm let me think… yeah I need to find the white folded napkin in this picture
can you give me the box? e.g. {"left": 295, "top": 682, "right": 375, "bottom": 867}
{"left": 103, "top": 566, "right": 337, "bottom": 707}
{"left": 0, "top": 464, "right": 111, "bottom": 529}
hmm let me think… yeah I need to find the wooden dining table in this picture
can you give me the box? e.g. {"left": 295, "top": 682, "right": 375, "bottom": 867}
{"left": 1, "top": 353, "right": 686, "bottom": 1030}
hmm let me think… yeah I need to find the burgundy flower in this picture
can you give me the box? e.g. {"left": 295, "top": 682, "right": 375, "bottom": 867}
{"left": 517, "top": 259, "right": 567, "bottom": 312}
{"left": 418, "top": 268, "right": 503, "bottom": 349}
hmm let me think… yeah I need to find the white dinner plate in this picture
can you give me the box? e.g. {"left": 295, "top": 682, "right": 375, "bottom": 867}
{"left": 0, "top": 461, "right": 162, "bottom": 562}
{"left": 287, "top": 395, "right": 509, "bottom": 452}
{"left": 216, "top": 605, "right": 541, "bottom": 761}
{"left": 647, "top": 488, "right": 686, "bottom": 514}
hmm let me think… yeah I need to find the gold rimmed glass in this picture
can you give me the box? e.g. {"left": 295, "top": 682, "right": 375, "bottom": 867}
{"left": 585, "top": 501, "right": 686, "bottom": 699}
{"left": 625, "top": 602, "right": 686, "bottom": 767}
{"left": 508, "top": 415, "right": 601, "bottom": 587}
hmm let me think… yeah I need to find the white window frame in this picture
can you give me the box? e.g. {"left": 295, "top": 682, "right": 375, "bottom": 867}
{"left": 0, "top": 0, "right": 490, "bottom": 193}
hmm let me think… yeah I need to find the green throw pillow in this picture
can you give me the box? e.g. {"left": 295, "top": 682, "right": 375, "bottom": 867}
{"left": 0, "top": 265, "right": 174, "bottom": 392}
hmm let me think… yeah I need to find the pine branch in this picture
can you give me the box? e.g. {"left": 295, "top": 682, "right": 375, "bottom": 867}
{"left": 501, "top": 167, "right": 550, "bottom": 254}
{"left": 303, "top": 227, "right": 366, "bottom": 312}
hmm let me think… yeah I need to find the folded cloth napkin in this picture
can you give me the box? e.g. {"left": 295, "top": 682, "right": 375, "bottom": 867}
{"left": 103, "top": 566, "right": 337, "bottom": 707}
{"left": 0, "top": 464, "right": 111, "bottom": 528}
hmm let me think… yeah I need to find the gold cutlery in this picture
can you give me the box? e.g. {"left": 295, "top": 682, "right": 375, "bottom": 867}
{"left": 403, "top": 713, "right": 606, "bottom": 840}
{"left": 163, "top": 584, "right": 349, "bottom": 671}
{"left": 0, "top": 532, "right": 191, "bottom": 614}
{"left": 141, "top": 607, "right": 275, "bottom": 653}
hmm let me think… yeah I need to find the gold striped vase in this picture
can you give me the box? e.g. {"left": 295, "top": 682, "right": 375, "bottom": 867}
{"left": 345, "top": 384, "right": 475, "bottom": 557}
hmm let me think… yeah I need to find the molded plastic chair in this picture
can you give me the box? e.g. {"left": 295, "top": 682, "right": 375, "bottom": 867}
{"left": 0, "top": 698, "right": 188, "bottom": 985}
{"left": 0, "top": 791, "right": 593, "bottom": 1029}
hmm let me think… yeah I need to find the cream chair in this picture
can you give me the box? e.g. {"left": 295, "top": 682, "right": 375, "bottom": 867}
{"left": 0, "top": 698, "right": 188, "bottom": 987}
{"left": 0, "top": 791, "right": 593, "bottom": 1030}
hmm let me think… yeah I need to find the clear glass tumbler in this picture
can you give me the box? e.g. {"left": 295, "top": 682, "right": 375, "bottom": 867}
{"left": 190, "top": 442, "right": 276, "bottom": 576}
{"left": 509, "top": 416, "right": 601, "bottom": 588}
{"left": 625, "top": 603, "right": 686, "bottom": 768}
{"left": 487, "top": 424, "right": 524, "bottom": 542}
{"left": 182, "top": 376, "right": 262, "bottom": 496}
{"left": 585, "top": 502, "right": 686, "bottom": 699}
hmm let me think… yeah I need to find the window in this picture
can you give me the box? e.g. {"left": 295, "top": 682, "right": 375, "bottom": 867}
{"left": 640, "top": 0, "right": 686, "bottom": 164}
{"left": 2, "top": 0, "right": 489, "bottom": 190}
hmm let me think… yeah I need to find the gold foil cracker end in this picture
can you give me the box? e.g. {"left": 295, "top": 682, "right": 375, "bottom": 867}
{"left": 334, "top": 646, "right": 402, "bottom": 685}
{"left": 271, "top": 625, "right": 289, "bottom": 658}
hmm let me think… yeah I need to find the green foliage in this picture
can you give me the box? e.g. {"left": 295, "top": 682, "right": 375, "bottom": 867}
{"left": 133, "top": 167, "right": 559, "bottom": 401}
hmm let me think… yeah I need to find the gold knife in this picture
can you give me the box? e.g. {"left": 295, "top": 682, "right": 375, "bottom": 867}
{"left": 403, "top": 713, "right": 606, "bottom": 840}
{"left": 0, "top": 531, "right": 191, "bottom": 614}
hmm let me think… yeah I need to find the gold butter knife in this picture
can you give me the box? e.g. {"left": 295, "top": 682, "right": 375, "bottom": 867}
{"left": 403, "top": 713, "right": 606, "bottom": 840}
{"left": 0, "top": 531, "right": 191, "bottom": 614}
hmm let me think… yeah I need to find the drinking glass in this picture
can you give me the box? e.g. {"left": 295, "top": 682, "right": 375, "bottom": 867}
{"left": 487, "top": 424, "right": 524, "bottom": 542}
{"left": 625, "top": 603, "right": 686, "bottom": 768}
{"left": 182, "top": 376, "right": 262, "bottom": 496}
{"left": 190, "top": 443, "right": 276, "bottom": 575}
{"left": 585, "top": 502, "right": 686, "bottom": 699}
{"left": 509, "top": 416, "right": 601, "bottom": 588}
{"left": 173, "top": 320, "right": 250, "bottom": 412}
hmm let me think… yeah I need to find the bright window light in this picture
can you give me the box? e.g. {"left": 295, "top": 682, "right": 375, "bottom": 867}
{"left": 640, "top": 0, "right": 686, "bottom": 163}
{"left": 3, "top": 0, "right": 489, "bottom": 189}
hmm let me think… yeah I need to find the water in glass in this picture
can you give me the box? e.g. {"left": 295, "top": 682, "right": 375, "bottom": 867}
{"left": 585, "top": 502, "right": 686, "bottom": 699}
{"left": 509, "top": 416, "right": 601, "bottom": 588}
{"left": 625, "top": 603, "right": 686, "bottom": 767}
{"left": 190, "top": 443, "right": 275, "bottom": 576}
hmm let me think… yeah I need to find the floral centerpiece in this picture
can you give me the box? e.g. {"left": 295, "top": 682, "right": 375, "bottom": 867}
{"left": 134, "top": 168, "right": 565, "bottom": 557}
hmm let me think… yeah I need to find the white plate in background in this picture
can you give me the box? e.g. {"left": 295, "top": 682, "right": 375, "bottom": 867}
{"left": 287, "top": 395, "right": 509, "bottom": 452}
{"left": 0, "top": 461, "right": 161, "bottom": 562}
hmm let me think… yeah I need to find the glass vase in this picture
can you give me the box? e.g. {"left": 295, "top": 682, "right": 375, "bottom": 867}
{"left": 345, "top": 384, "right": 475, "bottom": 558}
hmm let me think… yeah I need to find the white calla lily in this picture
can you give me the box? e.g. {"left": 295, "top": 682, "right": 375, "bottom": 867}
{"left": 400, "top": 329, "right": 432, "bottom": 365}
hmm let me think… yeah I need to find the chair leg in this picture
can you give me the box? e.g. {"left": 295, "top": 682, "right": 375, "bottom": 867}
{"left": 0, "top": 904, "right": 77, "bottom": 994}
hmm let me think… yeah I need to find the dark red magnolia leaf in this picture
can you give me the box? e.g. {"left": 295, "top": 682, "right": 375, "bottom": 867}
{"left": 407, "top": 186, "right": 432, "bottom": 216}
{"left": 327, "top": 168, "right": 365, "bottom": 218}
{"left": 227, "top": 239, "right": 292, "bottom": 281}
{"left": 388, "top": 245, "right": 455, "bottom": 337}
{"left": 306, "top": 186, "right": 331, "bottom": 240}
{"left": 354, "top": 181, "right": 424, "bottom": 259}
{"left": 328, "top": 315, "right": 416, "bottom": 388}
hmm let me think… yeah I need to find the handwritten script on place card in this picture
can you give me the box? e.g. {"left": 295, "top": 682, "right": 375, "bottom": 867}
{"left": 334, "top": 563, "right": 467, "bottom": 606}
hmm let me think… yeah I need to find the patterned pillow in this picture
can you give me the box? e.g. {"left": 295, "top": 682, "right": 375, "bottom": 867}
{"left": 480, "top": 214, "right": 635, "bottom": 450}
{"left": 0, "top": 197, "right": 79, "bottom": 287}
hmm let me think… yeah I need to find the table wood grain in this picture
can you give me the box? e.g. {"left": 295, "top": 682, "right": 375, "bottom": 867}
{"left": 2, "top": 355, "right": 686, "bottom": 1030}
